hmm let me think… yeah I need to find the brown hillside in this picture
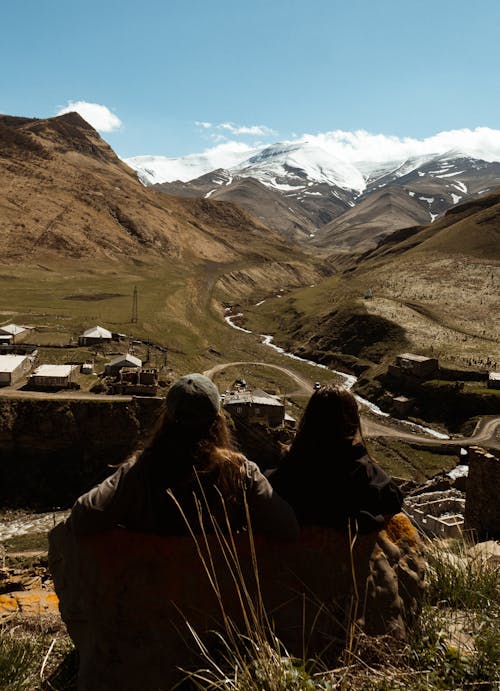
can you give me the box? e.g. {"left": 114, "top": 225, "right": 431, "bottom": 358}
{"left": 316, "top": 187, "right": 432, "bottom": 253}
{"left": 0, "top": 113, "right": 306, "bottom": 266}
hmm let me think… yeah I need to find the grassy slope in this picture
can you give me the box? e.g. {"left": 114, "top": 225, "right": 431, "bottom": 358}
{"left": 0, "top": 113, "right": 329, "bottom": 378}
{"left": 242, "top": 190, "right": 500, "bottom": 375}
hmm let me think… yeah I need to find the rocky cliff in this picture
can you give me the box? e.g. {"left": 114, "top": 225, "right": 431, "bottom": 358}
{"left": 0, "top": 397, "right": 163, "bottom": 509}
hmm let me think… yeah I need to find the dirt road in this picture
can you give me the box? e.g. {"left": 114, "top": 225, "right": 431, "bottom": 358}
{"left": 204, "top": 361, "right": 500, "bottom": 449}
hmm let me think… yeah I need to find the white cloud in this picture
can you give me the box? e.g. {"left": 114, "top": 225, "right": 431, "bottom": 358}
{"left": 195, "top": 120, "right": 276, "bottom": 137}
{"left": 55, "top": 100, "right": 122, "bottom": 132}
{"left": 126, "top": 140, "right": 257, "bottom": 183}
{"left": 293, "top": 127, "right": 500, "bottom": 165}
{"left": 218, "top": 122, "right": 277, "bottom": 136}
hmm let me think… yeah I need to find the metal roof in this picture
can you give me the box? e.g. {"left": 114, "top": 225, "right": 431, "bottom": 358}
{"left": 398, "top": 353, "right": 433, "bottom": 362}
{"left": 82, "top": 325, "right": 112, "bottom": 339}
{"left": 223, "top": 389, "right": 283, "bottom": 408}
{"left": 108, "top": 354, "right": 142, "bottom": 367}
{"left": 0, "top": 354, "right": 29, "bottom": 372}
{"left": 0, "top": 324, "right": 27, "bottom": 336}
{"left": 32, "top": 364, "right": 76, "bottom": 378}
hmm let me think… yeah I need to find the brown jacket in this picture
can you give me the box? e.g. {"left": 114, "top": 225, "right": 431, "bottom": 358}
{"left": 69, "top": 456, "right": 299, "bottom": 540}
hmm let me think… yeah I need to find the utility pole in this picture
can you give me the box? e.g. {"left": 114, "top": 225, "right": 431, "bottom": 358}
{"left": 131, "top": 286, "right": 138, "bottom": 324}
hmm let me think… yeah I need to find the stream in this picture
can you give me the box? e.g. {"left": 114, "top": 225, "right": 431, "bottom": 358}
{"left": 225, "top": 311, "right": 449, "bottom": 440}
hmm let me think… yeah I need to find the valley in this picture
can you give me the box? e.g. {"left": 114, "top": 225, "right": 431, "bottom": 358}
{"left": 0, "top": 112, "right": 499, "bottom": 498}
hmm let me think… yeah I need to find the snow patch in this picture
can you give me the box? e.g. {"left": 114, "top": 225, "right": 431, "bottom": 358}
{"left": 451, "top": 193, "right": 462, "bottom": 204}
{"left": 435, "top": 170, "right": 465, "bottom": 178}
{"left": 453, "top": 180, "right": 468, "bottom": 193}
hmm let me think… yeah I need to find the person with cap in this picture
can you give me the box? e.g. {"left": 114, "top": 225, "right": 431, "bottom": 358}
{"left": 69, "top": 373, "right": 299, "bottom": 539}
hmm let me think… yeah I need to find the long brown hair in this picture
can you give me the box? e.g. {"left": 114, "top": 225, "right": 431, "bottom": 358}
{"left": 286, "top": 384, "right": 361, "bottom": 464}
{"left": 133, "top": 407, "right": 246, "bottom": 499}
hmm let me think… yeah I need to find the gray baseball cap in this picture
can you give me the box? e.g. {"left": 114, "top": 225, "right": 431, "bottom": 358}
{"left": 166, "top": 373, "right": 221, "bottom": 428}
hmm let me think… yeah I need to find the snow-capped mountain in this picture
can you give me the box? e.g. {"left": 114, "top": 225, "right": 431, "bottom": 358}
{"left": 231, "top": 141, "right": 366, "bottom": 193}
{"left": 126, "top": 142, "right": 500, "bottom": 250}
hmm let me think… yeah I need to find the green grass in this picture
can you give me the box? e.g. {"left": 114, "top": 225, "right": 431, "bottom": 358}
{"left": 0, "top": 620, "right": 75, "bottom": 691}
{"left": 366, "top": 437, "right": 458, "bottom": 482}
{"left": 2, "top": 531, "right": 49, "bottom": 553}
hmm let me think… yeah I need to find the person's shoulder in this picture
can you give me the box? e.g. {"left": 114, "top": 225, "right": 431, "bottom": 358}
{"left": 242, "top": 458, "right": 261, "bottom": 479}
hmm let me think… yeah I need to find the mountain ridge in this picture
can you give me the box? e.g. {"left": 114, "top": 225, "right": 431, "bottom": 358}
{"left": 131, "top": 141, "right": 500, "bottom": 251}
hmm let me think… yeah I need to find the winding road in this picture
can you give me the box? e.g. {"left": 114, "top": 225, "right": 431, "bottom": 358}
{"left": 204, "top": 361, "right": 500, "bottom": 450}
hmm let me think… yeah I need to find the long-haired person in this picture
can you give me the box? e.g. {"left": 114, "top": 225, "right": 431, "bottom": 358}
{"left": 69, "top": 374, "right": 298, "bottom": 539}
{"left": 268, "top": 384, "right": 403, "bottom": 533}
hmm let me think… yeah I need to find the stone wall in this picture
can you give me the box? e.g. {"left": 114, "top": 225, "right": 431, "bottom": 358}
{"left": 464, "top": 446, "right": 500, "bottom": 538}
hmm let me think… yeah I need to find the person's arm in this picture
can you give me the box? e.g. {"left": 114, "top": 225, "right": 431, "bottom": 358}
{"left": 69, "top": 461, "right": 144, "bottom": 535}
{"left": 243, "top": 461, "right": 300, "bottom": 540}
{"left": 352, "top": 457, "right": 403, "bottom": 530}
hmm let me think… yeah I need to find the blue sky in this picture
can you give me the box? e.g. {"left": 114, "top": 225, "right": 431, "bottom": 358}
{"left": 2, "top": 0, "right": 500, "bottom": 159}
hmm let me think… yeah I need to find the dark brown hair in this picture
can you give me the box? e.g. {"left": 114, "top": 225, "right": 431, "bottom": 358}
{"left": 286, "top": 384, "right": 361, "bottom": 464}
{"left": 133, "top": 408, "right": 246, "bottom": 499}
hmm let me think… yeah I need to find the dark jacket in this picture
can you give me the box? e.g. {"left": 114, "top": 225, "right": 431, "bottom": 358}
{"left": 69, "top": 456, "right": 299, "bottom": 540}
{"left": 268, "top": 443, "right": 403, "bottom": 533}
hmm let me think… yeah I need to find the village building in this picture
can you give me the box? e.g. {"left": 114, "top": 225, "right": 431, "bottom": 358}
{"left": 112, "top": 367, "right": 159, "bottom": 396}
{"left": 389, "top": 353, "right": 439, "bottom": 380}
{"left": 404, "top": 489, "right": 465, "bottom": 538}
{"left": 29, "top": 364, "right": 77, "bottom": 389}
{"left": 0, "top": 354, "right": 32, "bottom": 387}
{"left": 391, "top": 395, "right": 414, "bottom": 417}
{"left": 0, "top": 323, "right": 31, "bottom": 344}
{"left": 223, "top": 389, "right": 287, "bottom": 427}
{"left": 78, "top": 326, "right": 113, "bottom": 346}
{"left": 464, "top": 446, "right": 500, "bottom": 538}
{"left": 105, "top": 353, "right": 142, "bottom": 376}
{"left": 487, "top": 372, "right": 500, "bottom": 390}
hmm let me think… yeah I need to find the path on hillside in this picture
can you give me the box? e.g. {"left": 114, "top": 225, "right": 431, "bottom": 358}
{"left": 204, "top": 360, "right": 500, "bottom": 449}
{"left": 204, "top": 361, "right": 312, "bottom": 396}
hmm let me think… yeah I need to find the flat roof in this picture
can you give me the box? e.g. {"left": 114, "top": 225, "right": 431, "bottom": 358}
{"left": 0, "top": 354, "right": 29, "bottom": 372}
{"left": 223, "top": 389, "right": 283, "bottom": 408}
{"left": 398, "top": 353, "right": 434, "bottom": 362}
{"left": 32, "top": 364, "right": 76, "bottom": 377}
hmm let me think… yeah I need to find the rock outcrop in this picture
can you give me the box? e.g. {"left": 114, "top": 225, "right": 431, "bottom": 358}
{"left": 49, "top": 513, "right": 425, "bottom": 691}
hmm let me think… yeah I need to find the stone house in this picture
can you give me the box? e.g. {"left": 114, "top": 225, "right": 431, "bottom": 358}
{"left": 488, "top": 372, "right": 500, "bottom": 390}
{"left": 223, "top": 389, "right": 285, "bottom": 427}
{"left": 389, "top": 353, "right": 439, "bottom": 380}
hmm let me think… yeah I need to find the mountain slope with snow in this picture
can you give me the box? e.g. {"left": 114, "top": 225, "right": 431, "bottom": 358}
{"left": 127, "top": 139, "right": 500, "bottom": 250}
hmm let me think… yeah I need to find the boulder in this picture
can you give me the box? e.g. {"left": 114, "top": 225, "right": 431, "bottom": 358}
{"left": 49, "top": 513, "right": 425, "bottom": 691}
